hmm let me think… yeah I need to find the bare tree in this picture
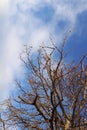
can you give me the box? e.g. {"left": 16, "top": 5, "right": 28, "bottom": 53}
{"left": 5, "top": 37, "right": 87, "bottom": 130}
{"left": 0, "top": 101, "right": 10, "bottom": 130}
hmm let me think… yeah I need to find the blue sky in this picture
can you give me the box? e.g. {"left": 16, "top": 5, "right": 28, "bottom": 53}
{"left": 0, "top": 0, "right": 87, "bottom": 99}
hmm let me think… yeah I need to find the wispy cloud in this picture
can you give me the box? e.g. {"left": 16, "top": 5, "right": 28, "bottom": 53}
{"left": 0, "top": 0, "right": 87, "bottom": 99}
{"left": 0, "top": 0, "right": 10, "bottom": 14}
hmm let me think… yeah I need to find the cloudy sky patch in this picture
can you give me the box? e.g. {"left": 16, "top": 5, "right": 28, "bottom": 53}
{"left": 0, "top": 0, "right": 87, "bottom": 99}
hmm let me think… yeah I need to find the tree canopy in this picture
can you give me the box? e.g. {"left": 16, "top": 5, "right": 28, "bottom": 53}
{"left": 0, "top": 37, "right": 87, "bottom": 130}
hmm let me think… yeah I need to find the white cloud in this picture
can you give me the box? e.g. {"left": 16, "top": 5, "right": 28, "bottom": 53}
{"left": 28, "top": 28, "right": 50, "bottom": 48}
{"left": 0, "top": 0, "right": 10, "bottom": 14}
{"left": 0, "top": 27, "right": 22, "bottom": 99}
{"left": 0, "top": 63, "right": 12, "bottom": 99}
{"left": 4, "top": 27, "right": 22, "bottom": 70}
